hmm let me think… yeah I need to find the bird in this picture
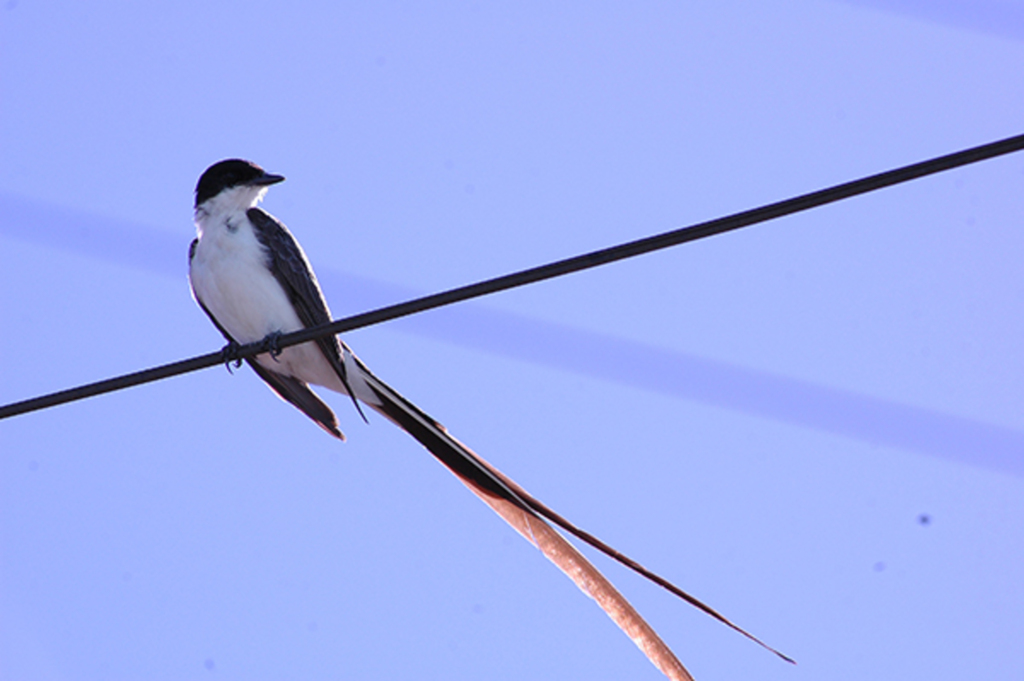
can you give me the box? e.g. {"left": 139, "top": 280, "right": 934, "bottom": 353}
{"left": 188, "top": 158, "right": 791, "bottom": 680}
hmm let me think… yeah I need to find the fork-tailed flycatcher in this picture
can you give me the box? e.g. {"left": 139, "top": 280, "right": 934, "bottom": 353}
{"left": 188, "top": 159, "right": 791, "bottom": 680}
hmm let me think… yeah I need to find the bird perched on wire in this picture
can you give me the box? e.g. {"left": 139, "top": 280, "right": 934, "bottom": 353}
{"left": 188, "top": 158, "right": 790, "bottom": 681}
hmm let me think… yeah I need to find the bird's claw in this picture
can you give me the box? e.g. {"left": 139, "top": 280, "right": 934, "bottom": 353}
{"left": 260, "top": 331, "right": 284, "bottom": 362}
{"left": 220, "top": 341, "right": 244, "bottom": 373}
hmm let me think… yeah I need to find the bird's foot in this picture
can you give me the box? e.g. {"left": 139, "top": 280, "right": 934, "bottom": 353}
{"left": 220, "top": 341, "right": 244, "bottom": 373}
{"left": 260, "top": 331, "right": 284, "bottom": 362}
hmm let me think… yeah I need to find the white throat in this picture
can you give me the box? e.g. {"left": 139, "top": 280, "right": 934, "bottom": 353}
{"left": 194, "top": 184, "right": 269, "bottom": 237}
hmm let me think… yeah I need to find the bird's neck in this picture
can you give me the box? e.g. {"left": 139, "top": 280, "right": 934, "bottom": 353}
{"left": 194, "top": 186, "right": 267, "bottom": 239}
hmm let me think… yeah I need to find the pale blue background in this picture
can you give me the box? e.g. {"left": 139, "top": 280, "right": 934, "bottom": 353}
{"left": 2, "top": 2, "right": 1023, "bottom": 680}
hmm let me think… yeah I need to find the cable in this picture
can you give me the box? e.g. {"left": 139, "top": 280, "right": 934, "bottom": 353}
{"left": 2, "top": 132, "right": 1023, "bottom": 421}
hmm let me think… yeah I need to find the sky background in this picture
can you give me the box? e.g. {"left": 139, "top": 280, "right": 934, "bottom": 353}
{"left": 2, "top": 2, "right": 1023, "bottom": 680}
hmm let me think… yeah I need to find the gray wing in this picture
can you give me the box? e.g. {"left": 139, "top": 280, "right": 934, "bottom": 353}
{"left": 245, "top": 208, "right": 344, "bottom": 370}
{"left": 246, "top": 208, "right": 366, "bottom": 420}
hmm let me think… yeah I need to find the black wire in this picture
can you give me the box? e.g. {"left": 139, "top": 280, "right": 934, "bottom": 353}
{"left": 2, "top": 132, "right": 1023, "bottom": 421}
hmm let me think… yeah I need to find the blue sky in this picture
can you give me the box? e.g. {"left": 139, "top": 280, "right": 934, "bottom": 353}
{"left": 2, "top": 2, "right": 1022, "bottom": 680}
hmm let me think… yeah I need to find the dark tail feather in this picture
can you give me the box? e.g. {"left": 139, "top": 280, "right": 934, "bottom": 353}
{"left": 353, "top": 358, "right": 793, "bottom": 668}
{"left": 361, "top": 377, "right": 692, "bottom": 680}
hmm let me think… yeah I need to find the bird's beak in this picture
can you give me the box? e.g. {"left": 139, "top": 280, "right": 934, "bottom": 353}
{"left": 250, "top": 172, "right": 285, "bottom": 186}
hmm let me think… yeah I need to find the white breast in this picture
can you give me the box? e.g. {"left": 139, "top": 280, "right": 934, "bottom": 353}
{"left": 190, "top": 204, "right": 348, "bottom": 395}
{"left": 191, "top": 214, "right": 302, "bottom": 343}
